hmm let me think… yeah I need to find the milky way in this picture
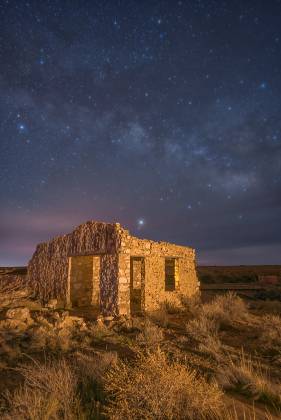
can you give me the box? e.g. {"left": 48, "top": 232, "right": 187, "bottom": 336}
{"left": 1, "top": 1, "right": 281, "bottom": 265}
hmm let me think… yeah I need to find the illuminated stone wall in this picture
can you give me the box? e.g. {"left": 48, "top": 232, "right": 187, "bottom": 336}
{"left": 117, "top": 226, "right": 199, "bottom": 315}
{"left": 27, "top": 221, "right": 120, "bottom": 316}
{"left": 27, "top": 221, "right": 199, "bottom": 317}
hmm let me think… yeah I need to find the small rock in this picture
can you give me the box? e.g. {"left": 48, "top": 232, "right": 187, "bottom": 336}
{"left": 0, "top": 319, "right": 29, "bottom": 332}
{"left": 6, "top": 307, "right": 33, "bottom": 324}
{"left": 45, "top": 299, "right": 58, "bottom": 309}
{"left": 103, "top": 316, "right": 114, "bottom": 322}
{"left": 58, "top": 315, "right": 86, "bottom": 330}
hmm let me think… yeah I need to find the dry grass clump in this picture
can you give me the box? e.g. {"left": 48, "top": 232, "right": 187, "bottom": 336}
{"left": 74, "top": 351, "right": 118, "bottom": 418}
{"left": 185, "top": 293, "right": 249, "bottom": 361}
{"left": 199, "top": 335, "right": 224, "bottom": 362}
{"left": 185, "top": 315, "right": 223, "bottom": 361}
{"left": 259, "top": 314, "right": 281, "bottom": 352}
{"left": 75, "top": 350, "right": 117, "bottom": 384}
{"left": 104, "top": 349, "right": 224, "bottom": 420}
{"left": 136, "top": 318, "right": 164, "bottom": 351}
{"left": 5, "top": 359, "right": 83, "bottom": 420}
{"left": 202, "top": 292, "right": 248, "bottom": 326}
{"left": 149, "top": 306, "right": 169, "bottom": 327}
{"left": 3, "top": 351, "right": 119, "bottom": 420}
{"left": 88, "top": 320, "right": 112, "bottom": 341}
{"left": 180, "top": 294, "right": 201, "bottom": 316}
{"left": 186, "top": 314, "right": 218, "bottom": 342}
{"left": 217, "top": 350, "right": 281, "bottom": 409}
{"left": 252, "top": 300, "right": 281, "bottom": 315}
{"left": 161, "top": 300, "right": 182, "bottom": 314}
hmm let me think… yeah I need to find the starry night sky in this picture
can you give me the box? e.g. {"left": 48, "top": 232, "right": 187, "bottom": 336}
{"left": 1, "top": 0, "right": 281, "bottom": 266}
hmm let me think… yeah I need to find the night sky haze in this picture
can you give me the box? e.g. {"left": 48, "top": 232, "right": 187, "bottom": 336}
{"left": 1, "top": 0, "right": 281, "bottom": 266}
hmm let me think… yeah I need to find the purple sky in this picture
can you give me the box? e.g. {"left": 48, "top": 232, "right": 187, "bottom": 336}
{"left": 1, "top": 1, "right": 281, "bottom": 266}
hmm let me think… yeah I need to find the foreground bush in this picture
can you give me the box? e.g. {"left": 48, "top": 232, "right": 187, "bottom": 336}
{"left": 136, "top": 318, "right": 164, "bottom": 351}
{"left": 149, "top": 307, "right": 169, "bottom": 327}
{"left": 104, "top": 349, "right": 224, "bottom": 419}
{"left": 202, "top": 292, "right": 248, "bottom": 326}
{"left": 259, "top": 314, "right": 281, "bottom": 352}
{"left": 74, "top": 350, "right": 118, "bottom": 418}
{"left": 5, "top": 359, "right": 82, "bottom": 419}
{"left": 185, "top": 315, "right": 223, "bottom": 361}
{"left": 217, "top": 350, "right": 281, "bottom": 408}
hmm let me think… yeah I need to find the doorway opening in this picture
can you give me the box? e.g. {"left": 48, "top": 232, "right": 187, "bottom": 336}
{"left": 69, "top": 255, "right": 100, "bottom": 308}
{"left": 130, "top": 257, "right": 145, "bottom": 315}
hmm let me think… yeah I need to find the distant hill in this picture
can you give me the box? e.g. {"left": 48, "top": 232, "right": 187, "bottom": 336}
{"left": 1, "top": 265, "right": 281, "bottom": 285}
{"left": 0, "top": 267, "right": 27, "bottom": 276}
{"left": 197, "top": 265, "right": 281, "bottom": 284}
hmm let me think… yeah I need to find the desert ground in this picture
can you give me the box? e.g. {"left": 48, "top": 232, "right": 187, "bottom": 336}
{"left": 0, "top": 266, "right": 281, "bottom": 419}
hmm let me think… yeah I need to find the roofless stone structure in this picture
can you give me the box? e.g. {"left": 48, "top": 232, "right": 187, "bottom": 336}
{"left": 27, "top": 221, "right": 199, "bottom": 317}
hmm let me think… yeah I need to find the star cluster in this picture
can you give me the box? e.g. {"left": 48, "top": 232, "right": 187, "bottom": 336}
{"left": 0, "top": 0, "right": 281, "bottom": 265}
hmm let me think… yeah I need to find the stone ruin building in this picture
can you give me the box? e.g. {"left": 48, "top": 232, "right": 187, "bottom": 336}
{"left": 27, "top": 221, "right": 199, "bottom": 317}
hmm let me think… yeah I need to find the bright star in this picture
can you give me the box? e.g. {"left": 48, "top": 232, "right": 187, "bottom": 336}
{"left": 17, "top": 123, "right": 26, "bottom": 132}
{"left": 137, "top": 218, "right": 145, "bottom": 228}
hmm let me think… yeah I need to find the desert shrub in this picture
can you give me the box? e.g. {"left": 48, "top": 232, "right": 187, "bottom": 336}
{"left": 180, "top": 294, "right": 201, "bottom": 316}
{"left": 5, "top": 359, "right": 83, "bottom": 420}
{"left": 183, "top": 292, "right": 248, "bottom": 328}
{"left": 259, "top": 314, "right": 281, "bottom": 352}
{"left": 217, "top": 350, "right": 281, "bottom": 408}
{"left": 185, "top": 315, "right": 223, "bottom": 361}
{"left": 252, "top": 300, "right": 281, "bottom": 315}
{"left": 88, "top": 320, "right": 112, "bottom": 341}
{"left": 75, "top": 350, "right": 117, "bottom": 384}
{"left": 74, "top": 351, "right": 118, "bottom": 418}
{"left": 161, "top": 300, "right": 182, "bottom": 314}
{"left": 198, "top": 335, "right": 224, "bottom": 362}
{"left": 136, "top": 318, "right": 164, "bottom": 351}
{"left": 149, "top": 306, "right": 169, "bottom": 328}
{"left": 184, "top": 294, "right": 248, "bottom": 361}
{"left": 254, "top": 290, "right": 281, "bottom": 301}
{"left": 218, "top": 403, "right": 275, "bottom": 420}
{"left": 202, "top": 292, "right": 248, "bottom": 326}
{"left": 186, "top": 315, "right": 218, "bottom": 342}
{"left": 104, "top": 349, "right": 224, "bottom": 419}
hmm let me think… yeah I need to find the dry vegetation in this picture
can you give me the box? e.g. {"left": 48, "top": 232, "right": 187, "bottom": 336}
{"left": 104, "top": 350, "right": 224, "bottom": 420}
{"left": 1, "top": 274, "right": 281, "bottom": 419}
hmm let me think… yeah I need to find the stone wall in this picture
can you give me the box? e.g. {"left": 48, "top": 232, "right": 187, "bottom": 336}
{"left": 27, "top": 221, "right": 120, "bottom": 314}
{"left": 117, "top": 228, "right": 199, "bottom": 314}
